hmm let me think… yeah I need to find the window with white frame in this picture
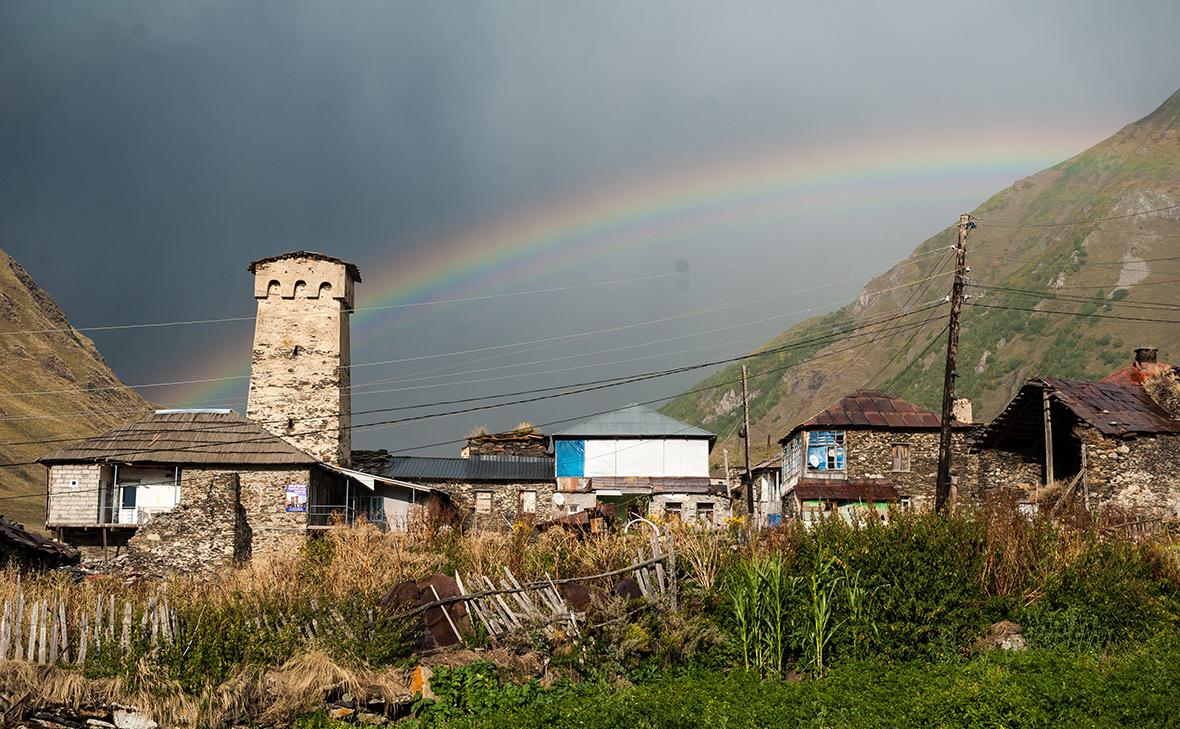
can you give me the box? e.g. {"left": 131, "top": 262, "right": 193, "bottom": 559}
{"left": 520, "top": 490, "right": 537, "bottom": 514}
{"left": 806, "top": 431, "right": 845, "bottom": 471}
{"left": 474, "top": 491, "right": 493, "bottom": 515}
{"left": 783, "top": 436, "right": 803, "bottom": 481}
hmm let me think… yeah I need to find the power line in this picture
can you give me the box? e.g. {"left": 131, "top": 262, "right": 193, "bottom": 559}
{"left": 2, "top": 305, "right": 946, "bottom": 450}
{"left": 973, "top": 203, "right": 1180, "bottom": 228}
{"left": 966, "top": 301, "right": 1180, "bottom": 325}
{"left": 5, "top": 321, "right": 941, "bottom": 501}
{"left": 0, "top": 258, "right": 953, "bottom": 399}
{"left": 967, "top": 282, "right": 1180, "bottom": 311}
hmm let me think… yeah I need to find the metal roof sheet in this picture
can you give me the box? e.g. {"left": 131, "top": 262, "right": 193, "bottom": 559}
{"left": 783, "top": 391, "right": 970, "bottom": 442}
{"left": 1041, "top": 377, "right": 1180, "bottom": 437}
{"left": 0, "top": 517, "right": 79, "bottom": 564}
{"left": 378, "top": 456, "right": 555, "bottom": 482}
{"left": 551, "top": 404, "right": 714, "bottom": 440}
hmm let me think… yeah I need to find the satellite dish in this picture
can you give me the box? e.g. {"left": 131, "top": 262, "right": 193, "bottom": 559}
{"left": 808, "top": 453, "right": 821, "bottom": 468}
{"left": 553, "top": 493, "right": 566, "bottom": 506}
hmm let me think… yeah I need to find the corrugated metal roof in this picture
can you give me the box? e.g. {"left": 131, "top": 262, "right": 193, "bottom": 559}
{"left": 782, "top": 391, "right": 970, "bottom": 442}
{"left": 794, "top": 478, "right": 899, "bottom": 502}
{"left": 39, "top": 411, "right": 317, "bottom": 466}
{"left": 378, "top": 456, "right": 555, "bottom": 482}
{"left": 551, "top": 404, "right": 714, "bottom": 440}
{"left": 1042, "top": 377, "right": 1180, "bottom": 437}
{"left": 973, "top": 377, "right": 1180, "bottom": 447}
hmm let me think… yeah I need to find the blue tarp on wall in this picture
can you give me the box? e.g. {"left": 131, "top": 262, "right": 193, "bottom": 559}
{"left": 555, "top": 439, "right": 585, "bottom": 477}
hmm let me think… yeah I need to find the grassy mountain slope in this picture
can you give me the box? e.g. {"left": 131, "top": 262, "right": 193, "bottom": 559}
{"left": 0, "top": 251, "right": 149, "bottom": 528}
{"left": 664, "top": 87, "right": 1180, "bottom": 466}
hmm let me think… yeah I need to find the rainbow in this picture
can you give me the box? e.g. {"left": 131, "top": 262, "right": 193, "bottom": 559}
{"left": 171, "top": 123, "right": 1102, "bottom": 408}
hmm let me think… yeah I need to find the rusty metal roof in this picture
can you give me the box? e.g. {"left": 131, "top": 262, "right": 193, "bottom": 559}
{"left": 1041, "top": 377, "right": 1180, "bottom": 437}
{"left": 974, "top": 377, "right": 1180, "bottom": 446}
{"left": 782, "top": 391, "right": 969, "bottom": 443}
{"left": 794, "top": 478, "right": 899, "bottom": 502}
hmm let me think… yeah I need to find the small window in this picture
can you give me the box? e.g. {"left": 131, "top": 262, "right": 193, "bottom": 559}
{"left": 696, "top": 502, "right": 714, "bottom": 524}
{"left": 520, "top": 490, "right": 537, "bottom": 514}
{"left": 664, "top": 501, "right": 682, "bottom": 522}
{"left": 783, "top": 436, "right": 803, "bottom": 481}
{"left": 891, "top": 443, "right": 912, "bottom": 472}
{"left": 474, "top": 491, "right": 493, "bottom": 515}
{"left": 806, "top": 431, "right": 845, "bottom": 471}
{"left": 120, "top": 484, "right": 138, "bottom": 509}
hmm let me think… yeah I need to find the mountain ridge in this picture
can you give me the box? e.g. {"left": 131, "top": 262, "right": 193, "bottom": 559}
{"left": 0, "top": 250, "right": 149, "bottom": 529}
{"left": 664, "top": 87, "right": 1180, "bottom": 466}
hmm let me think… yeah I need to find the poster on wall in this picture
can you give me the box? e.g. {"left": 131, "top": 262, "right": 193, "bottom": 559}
{"left": 285, "top": 484, "right": 308, "bottom": 513}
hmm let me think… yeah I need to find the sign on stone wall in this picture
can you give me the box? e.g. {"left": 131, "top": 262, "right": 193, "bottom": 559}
{"left": 285, "top": 484, "right": 308, "bottom": 512}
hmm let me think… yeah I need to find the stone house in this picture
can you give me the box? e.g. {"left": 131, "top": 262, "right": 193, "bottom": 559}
{"left": 778, "top": 391, "right": 974, "bottom": 526}
{"left": 40, "top": 409, "right": 443, "bottom": 561}
{"left": 551, "top": 404, "right": 730, "bottom": 526}
{"left": 970, "top": 371, "right": 1180, "bottom": 519}
{"left": 42, "top": 251, "right": 450, "bottom": 566}
{"left": 355, "top": 449, "right": 556, "bottom": 531}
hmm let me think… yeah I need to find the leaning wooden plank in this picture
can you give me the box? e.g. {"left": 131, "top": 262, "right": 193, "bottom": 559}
{"left": 456, "top": 573, "right": 498, "bottom": 639}
{"left": 401, "top": 555, "right": 670, "bottom": 618}
{"left": 108, "top": 594, "right": 116, "bottom": 641}
{"left": 546, "top": 573, "right": 580, "bottom": 637}
{"left": 428, "top": 585, "right": 463, "bottom": 645}
{"left": 483, "top": 576, "right": 522, "bottom": 631}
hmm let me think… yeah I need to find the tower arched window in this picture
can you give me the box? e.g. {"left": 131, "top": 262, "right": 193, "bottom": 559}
{"left": 318, "top": 282, "right": 333, "bottom": 298}
{"left": 293, "top": 280, "right": 308, "bottom": 297}
{"left": 266, "top": 280, "right": 281, "bottom": 297}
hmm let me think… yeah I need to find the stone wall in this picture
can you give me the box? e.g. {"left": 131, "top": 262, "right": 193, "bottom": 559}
{"left": 123, "top": 472, "right": 248, "bottom": 574}
{"left": 184, "top": 466, "right": 317, "bottom": 555}
{"left": 1078, "top": 426, "right": 1180, "bottom": 519}
{"left": 435, "top": 480, "right": 559, "bottom": 530}
{"left": 247, "top": 255, "right": 355, "bottom": 464}
{"left": 649, "top": 493, "right": 731, "bottom": 526}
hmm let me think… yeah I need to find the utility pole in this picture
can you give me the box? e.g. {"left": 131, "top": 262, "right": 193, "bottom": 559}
{"left": 935, "top": 213, "right": 974, "bottom": 512}
{"left": 741, "top": 364, "right": 755, "bottom": 520}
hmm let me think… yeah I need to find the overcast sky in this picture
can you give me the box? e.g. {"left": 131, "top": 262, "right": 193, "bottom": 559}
{"left": 2, "top": 1, "right": 1179, "bottom": 454}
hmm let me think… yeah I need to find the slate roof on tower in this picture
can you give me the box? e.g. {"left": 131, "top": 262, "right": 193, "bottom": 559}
{"left": 247, "top": 250, "right": 361, "bottom": 282}
{"left": 551, "top": 404, "right": 715, "bottom": 441}
{"left": 781, "top": 391, "right": 971, "bottom": 443}
{"left": 39, "top": 409, "right": 318, "bottom": 466}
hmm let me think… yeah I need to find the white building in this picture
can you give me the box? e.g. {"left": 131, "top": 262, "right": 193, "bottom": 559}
{"left": 551, "top": 404, "right": 729, "bottom": 525}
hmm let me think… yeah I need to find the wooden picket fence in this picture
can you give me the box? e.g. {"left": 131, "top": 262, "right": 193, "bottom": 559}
{"left": 0, "top": 589, "right": 179, "bottom": 665}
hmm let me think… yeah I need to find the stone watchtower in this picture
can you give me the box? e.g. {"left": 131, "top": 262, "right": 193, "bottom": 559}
{"left": 246, "top": 251, "right": 360, "bottom": 464}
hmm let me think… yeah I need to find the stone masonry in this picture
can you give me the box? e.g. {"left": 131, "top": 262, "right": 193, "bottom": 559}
{"left": 124, "top": 472, "right": 248, "bottom": 574}
{"left": 246, "top": 252, "right": 359, "bottom": 465}
{"left": 1076, "top": 426, "right": 1180, "bottom": 519}
{"left": 825, "top": 430, "right": 975, "bottom": 508}
{"left": 442, "top": 480, "right": 559, "bottom": 530}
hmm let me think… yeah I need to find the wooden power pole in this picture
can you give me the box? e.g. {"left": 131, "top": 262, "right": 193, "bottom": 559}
{"left": 741, "top": 364, "right": 755, "bottom": 520}
{"left": 935, "top": 213, "right": 974, "bottom": 512}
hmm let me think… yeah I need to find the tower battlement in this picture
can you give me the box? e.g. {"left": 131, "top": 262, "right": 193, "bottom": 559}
{"left": 246, "top": 251, "right": 360, "bottom": 464}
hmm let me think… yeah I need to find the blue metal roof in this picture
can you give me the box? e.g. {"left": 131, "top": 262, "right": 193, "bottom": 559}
{"left": 551, "top": 404, "right": 714, "bottom": 440}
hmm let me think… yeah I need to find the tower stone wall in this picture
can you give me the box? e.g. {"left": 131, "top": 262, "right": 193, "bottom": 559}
{"left": 246, "top": 252, "right": 359, "bottom": 464}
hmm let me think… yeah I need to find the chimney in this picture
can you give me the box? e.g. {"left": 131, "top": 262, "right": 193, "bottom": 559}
{"left": 1135, "top": 347, "right": 1159, "bottom": 366}
{"left": 952, "top": 397, "right": 973, "bottom": 424}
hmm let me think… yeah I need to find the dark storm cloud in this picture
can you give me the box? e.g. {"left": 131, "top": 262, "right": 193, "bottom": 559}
{"left": 1, "top": 0, "right": 1179, "bottom": 451}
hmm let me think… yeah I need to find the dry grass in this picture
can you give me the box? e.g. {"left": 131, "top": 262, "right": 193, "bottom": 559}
{"left": 1145, "top": 370, "right": 1180, "bottom": 418}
